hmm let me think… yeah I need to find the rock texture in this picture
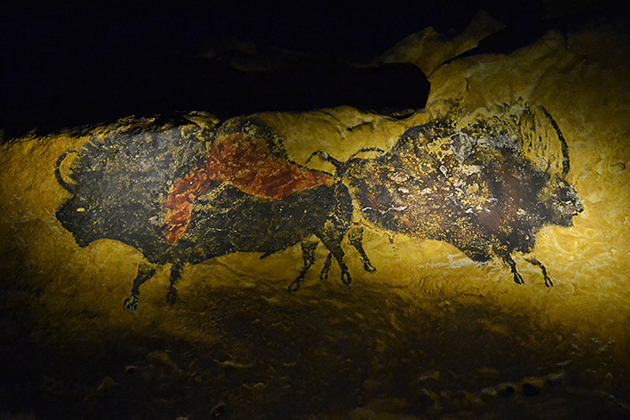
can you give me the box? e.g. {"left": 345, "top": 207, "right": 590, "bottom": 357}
{"left": 1, "top": 19, "right": 630, "bottom": 420}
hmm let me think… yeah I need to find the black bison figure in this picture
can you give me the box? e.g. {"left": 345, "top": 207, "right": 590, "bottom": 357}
{"left": 55, "top": 113, "right": 375, "bottom": 312}
{"left": 55, "top": 104, "right": 583, "bottom": 311}
{"left": 317, "top": 104, "right": 583, "bottom": 287}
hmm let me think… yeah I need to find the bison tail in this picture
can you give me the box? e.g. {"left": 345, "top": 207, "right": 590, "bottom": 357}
{"left": 310, "top": 147, "right": 386, "bottom": 177}
{"left": 306, "top": 150, "right": 347, "bottom": 176}
{"left": 348, "top": 147, "right": 386, "bottom": 160}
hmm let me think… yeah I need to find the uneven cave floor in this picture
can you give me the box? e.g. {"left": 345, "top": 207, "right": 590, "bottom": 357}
{"left": 1, "top": 276, "right": 627, "bottom": 420}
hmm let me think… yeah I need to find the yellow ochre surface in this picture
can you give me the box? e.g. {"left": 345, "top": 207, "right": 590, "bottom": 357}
{"left": 1, "top": 22, "right": 630, "bottom": 420}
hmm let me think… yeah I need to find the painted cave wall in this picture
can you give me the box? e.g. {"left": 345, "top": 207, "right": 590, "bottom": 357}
{"left": 1, "top": 6, "right": 630, "bottom": 420}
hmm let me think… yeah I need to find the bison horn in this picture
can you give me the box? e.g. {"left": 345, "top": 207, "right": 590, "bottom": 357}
{"left": 55, "top": 151, "right": 78, "bottom": 194}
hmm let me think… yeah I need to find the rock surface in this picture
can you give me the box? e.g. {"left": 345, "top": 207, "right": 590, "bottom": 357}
{"left": 1, "top": 19, "right": 630, "bottom": 420}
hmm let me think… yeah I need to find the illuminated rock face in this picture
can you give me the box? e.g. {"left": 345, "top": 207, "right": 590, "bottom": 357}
{"left": 337, "top": 104, "right": 583, "bottom": 286}
{"left": 55, "top": 104, "right": 582, "bottom": 312}
{"left": 55, "top": 114, "right": 375, "bottom": 312}
{"left": 3, "top": 21, "right": 630, "bottom": 420}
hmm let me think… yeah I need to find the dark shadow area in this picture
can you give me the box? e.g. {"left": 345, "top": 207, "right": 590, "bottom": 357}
{"left": 0, "top": 278, "right": 626, "bottom": 420}
{"left": 1, "top": 281, "right": 628, "bottom": 420}
{"left": 3, "top": 1, "right": 629, "bottom": 140}
{"left": 0, "top": 0, "right": 558, "bottom": 140}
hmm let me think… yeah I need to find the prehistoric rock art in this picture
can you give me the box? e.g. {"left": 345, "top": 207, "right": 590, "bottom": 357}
{"left": 55, "top": 103, "right": 583, "bottom": 311}
{"left": 321, "top": 103, "right": 583, "bottom": 286}
{"left": 55, "top": 113, "right": 375, "bottom": 312}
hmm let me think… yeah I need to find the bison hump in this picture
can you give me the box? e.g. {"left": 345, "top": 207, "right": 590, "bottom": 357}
{"left": 205, "top": 130, "right": 334, "bottom": 200}
{"left": 165, "top": 117, "right": 334, "bottom": 244}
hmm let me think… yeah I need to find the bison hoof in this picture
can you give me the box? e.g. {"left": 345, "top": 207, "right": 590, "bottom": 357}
{"left": 166, "top": 288, "right": 178, "bottom": 305}
{"left": 364, "top": 262, "right": 376, "bottom": 273}
{"left": 124, "top": 295, "right": 139, "bottom": 312}
{"left": 287, "top": 279, "right": 302, "bottom": 293}
{"left": 319, "top": 271, "right": 329, "bottom": 282}
{"left": 341, "top": 271, "right": 352, "bottom": 286}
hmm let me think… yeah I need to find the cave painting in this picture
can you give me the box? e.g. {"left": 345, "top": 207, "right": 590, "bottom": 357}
{"left": 331, "top": 104, "right": 582, "bottom": 286}
{"left": 55, "top": 104, "right": 582, "bottom": 311}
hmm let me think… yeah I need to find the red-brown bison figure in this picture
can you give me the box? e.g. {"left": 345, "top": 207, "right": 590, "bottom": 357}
{"left": 55, "top": 114, "right": 374, "bottom": 312}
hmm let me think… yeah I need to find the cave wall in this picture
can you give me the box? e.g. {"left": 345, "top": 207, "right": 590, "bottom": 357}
{"left": 1, "top": 20, "right": 629, "bottom": 420}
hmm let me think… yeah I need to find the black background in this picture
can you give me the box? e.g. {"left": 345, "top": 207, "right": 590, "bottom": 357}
{"left": 0, "top": 0, "right": 627, "bottom": 140}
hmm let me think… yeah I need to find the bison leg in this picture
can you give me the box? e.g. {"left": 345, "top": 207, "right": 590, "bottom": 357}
{"left": 288, "top": 241, "right": 319, "bottom": 292}
{"left": 321, "top": 239, "right": 351, "bottom": 286}
{"left": 526, "top": 257, "right": 553, "bottom": 288}
{"left": 319, "top": 227, "right": 374, "bottom": 284}
{"left": 166, "top": 262, "right": 185, "bottom": 305}
{"left": 503, "top": 254, "right": 524, "bottom": 285}
{"left": 319, "top": 253, "right": 333, "bottom": 282}
{"left": 124, "top": 263, "right": 158, "bottom": 312}
{"left": 348, "top": 226, "right": 376, "bottom": 273}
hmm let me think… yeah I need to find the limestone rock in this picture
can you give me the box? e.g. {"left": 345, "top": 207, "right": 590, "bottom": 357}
{"left": 1, "top": 19, "right": 630, "bottom": 420}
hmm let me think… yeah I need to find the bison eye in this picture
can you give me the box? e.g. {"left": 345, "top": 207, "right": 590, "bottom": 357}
{"left": 556, "top": 187, "right": 572, "bottom": 202}
{"left": 76, "top": 207, "right": 86, "bottom": 212}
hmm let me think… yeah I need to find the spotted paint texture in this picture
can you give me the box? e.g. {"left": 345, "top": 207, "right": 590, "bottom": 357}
{"left": 54, "top": 103, "right": 582, "bottom": 310}
{"left": 334, "top": 104, "right": 583, "bottom": 285}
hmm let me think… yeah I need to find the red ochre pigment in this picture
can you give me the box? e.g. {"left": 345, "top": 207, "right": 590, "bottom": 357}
{"left": 165, "top": 132, "right": 333, "bottom": 244}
